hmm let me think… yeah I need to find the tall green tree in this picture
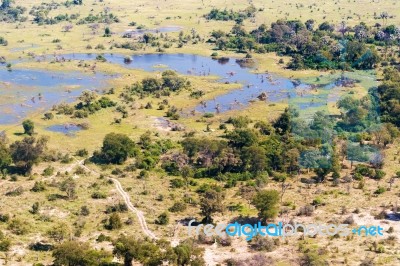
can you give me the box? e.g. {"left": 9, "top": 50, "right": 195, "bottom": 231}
{"left": 52, "top": 241, "right": 112, "bottom": 266}
{"left": 199, "top": 186, "right": 225, "bottom": 223}
{"left": 113, "top": 236, "right": 163, "bottom": 266}
{"left": 252, "top": 190, "right": 280, "bottom": 221}
{"left": 273, "top": 108, "right": 298, "bottom": 135}
{"left": 106, "top": 213, "right": 122, "bottom": 230}
{"left": 10, "top": 136, "right": 47, "bottom": 174}
{"left": 174, "top": 239, "right": 205, "bottom": 266}
{"left": 78, "top": 90, "right": 97, "bottom": 106}
{"left": 0, "top": 142, "right": 11, "bottom": 171}
{"left": 94, "top": 133, "right": 136, "bottom": 164}
{"left": 22, "top": 119, "right": 34, "bottom": 135}
{"left": 242, "top": 145, "right": 268, "bottom": 174}
{"left": 225, "top": 128, "right": 258, "bottom": 148}
{"left": 60, "top": 177, "right": 77, "bottom": 200}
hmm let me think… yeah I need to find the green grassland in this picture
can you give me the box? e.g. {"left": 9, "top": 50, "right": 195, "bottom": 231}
{"left": 0, "top": 0, "right": 400, "bottom": 265}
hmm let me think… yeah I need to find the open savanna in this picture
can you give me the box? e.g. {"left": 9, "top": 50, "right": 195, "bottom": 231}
{"left": 0, "top": 0, "right": 399, "bottom": 265}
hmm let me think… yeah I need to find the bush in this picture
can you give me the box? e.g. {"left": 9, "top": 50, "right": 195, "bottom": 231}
{"left": 44, "top": 112, "right": 54, "bottom": 120}
{"left": 168, "top": 202, "right": 187, "bottom": 212}
{"left": 226, "top": 116, "right": 251, "bottom": 128}
{"left": 0, "top": 238, "right": 11, "bottom": 252}
{"left": 0, "top": 214, "right": 10, "bottom": 223}
{"left": 300, "top": 249, "right": 328, "bottom": 266}
{"left": 298, "top": 205, "right": 314, "bottom": 216}
{"left": 22, "top": 119, "right": 34, "bottom": 135}
{"left": 73, "top": 110, "right": 88, "bottom": 118}
{"left": 80, "top": 206, "right": 90, "bottom": 216}
{"left": 137, "top": 170, "right": 149, "bottom": 179}
{"left": 355, "top": 164, "right": 372, "bottom": 177}
{"left": 170, "top": 178, "right": 185, "bottom": 188}
{"left": 216, "top": 235, "right": 232, "bottom": 246}
{"left": 96, "top": 54, "right": 107, "bottom": 62}
{"left": 312, "top": 197, "right": 323, "bottom": 206}
{"left": 0, "top": 36, "right": 8, "bottom": 46}
{"left": 47, "top": 223, "right": 71, "bottom": 242}
{"left": 74, "top": 166, "right": 86, "bottom": 175}
{"left": 155, "top": 212, "right": 169, "bottom": 225}
{"left": 30, "top": 242, "right": 53, "bottom": 252}
{"left": 8, "top": 218, "right": 29, "bottom": 235}
{"left": 105, "top": 203, "right": 128, "bottom": 213}
{"left": 96, "top": 233, "right": 112, "bottom": 242}
{"left": 31, "top": 202, "right": 40, "bottom": 214}
{"left": 376, "top": 245, "right": 385, "bottom": 253}
{"left": 5, "top": 186, "right": 23, "bottom": 196}
{"left": 95, "top": 44, "right": 105, "bottom": 50}
{"left": 42, "top": 166, "right": 54, "bottom": 176}
{"left": 249, "top": 236, "right": 277, "bottom": 252}
{"left": 52, "top": 240, "right": 112, "bottom": 265}
{"left": 373, "top": 169, "right": 386, "bottom": 180}
{"left": 91, "top": 191, "right": 107, "bottom": 199}
{"left": 343, "top": 215, "right": 355, "bottom": 225}
{"left": 105, "top": 213, "right": 122, "bottom": 230}
{"left": 75, "top": 149, "right": 88, "bottom": 157}
{"left": 374, "top": 186, "right": 386, "bottom": 194}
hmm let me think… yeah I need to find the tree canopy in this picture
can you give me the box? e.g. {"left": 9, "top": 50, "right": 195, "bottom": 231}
{"left": 252, "top": 190, "right": 280, "bottom": 221}
{"left": 93, "top": 133, "right": 137, "bottom": 164}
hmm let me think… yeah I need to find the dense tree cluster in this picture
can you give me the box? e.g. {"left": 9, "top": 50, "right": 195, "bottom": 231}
{"left": 30, "top": 2, "right": 80, "bottom": 25}
{"left": 113, "top": 236, "right": 205, "bottom": 266}
{"left": 161, "top": 94, "right": 397, "bottom": 189}
{"left": 0, "top": 124, "right": 49, "bottom": 176}
{"left": 209, "top": 19, "right": 400, "bottom": 70}
{"left": 52, "top": 241, "right": 112, "bottom": 266}
{"left": 92, "top": 133, "right": 137, "bottom": 164}
{"left": 53, "top": 91, "right": 116, "bottom": 119}
{"left": 0, "top": 0, "right": 26, "bottom": 22}
{"left": 124, "top": 70, "right": 190, "bottom": 97}
{"left": 199, "top": 185, "right": 225, "bottom": 223}
{"left": 377, "top": 67, "right": 400, "bottom": 127}
{"left": 10, "top": 136, "right": 48, "bottom": 174}
{"left": 75, "top": 93, "right": 117, "bottom": 117}
{"left": 204, "top": 6, "right": 257, "bottom": 23}
{"left": 77, "top": 12, "right": 120, "bottom": 25}
{"left": 93, "top": 131, "right": 174, "bottom": 173}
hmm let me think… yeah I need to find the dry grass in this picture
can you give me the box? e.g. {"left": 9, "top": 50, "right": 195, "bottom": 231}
{"left": 0, "top": 0, "right": 399, "bottom": 265}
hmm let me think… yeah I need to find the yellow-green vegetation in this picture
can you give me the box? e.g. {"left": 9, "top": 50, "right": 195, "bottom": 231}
{"left": 0, "top": 0, "right": 400, "bottom": 265}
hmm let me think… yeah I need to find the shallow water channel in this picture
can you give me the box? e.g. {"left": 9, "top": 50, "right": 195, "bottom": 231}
{"left": 0, "top": 53, "right": 349, "bottom": 124}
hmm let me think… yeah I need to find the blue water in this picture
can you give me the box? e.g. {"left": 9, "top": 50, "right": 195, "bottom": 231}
{"left": 10, "top": 44, "right": 40, "bottom": 52}
{"left": 123, "top": 26, "right": 183, "bottom": 37}
{"left": 59, "top": 53, "right": 322, "bottom": 113}
{"left": 46, "top": 124, "right": 82, "bottom": 136}
{"left": 0, "top": 66, "right": 111, "bottom": 124}
{"left": 1, "top": 53, "right": 342, "bottom": 124}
